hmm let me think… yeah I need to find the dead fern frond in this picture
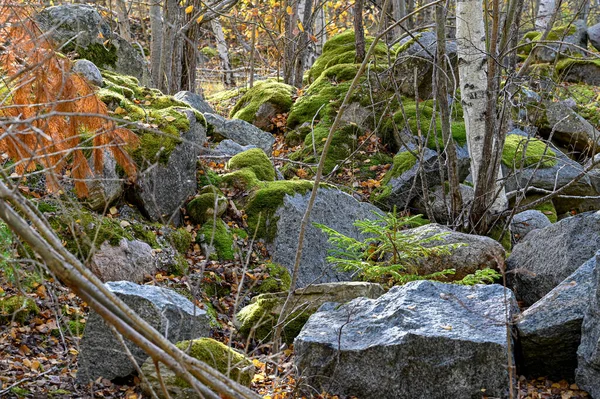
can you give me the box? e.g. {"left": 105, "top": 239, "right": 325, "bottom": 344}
{"left": 0, "top": 3, "right": 138, "bottom": 197}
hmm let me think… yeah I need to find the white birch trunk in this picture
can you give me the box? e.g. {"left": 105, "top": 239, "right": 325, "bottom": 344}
{"left": 535, "top": 0, "right": 555, "bottom": 29}
{"left": 211, "top": 18, "right": 234, "bottom": 87}
{"left": 456, "top": 0, "right": 507, "bottom": 212}
{"left": 149, "top": 0, "right": 163, "bottom": 87}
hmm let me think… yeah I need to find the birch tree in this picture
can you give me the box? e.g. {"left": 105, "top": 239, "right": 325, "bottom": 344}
{"left": 456, "top": 0, "right": 509, "bottom": 229}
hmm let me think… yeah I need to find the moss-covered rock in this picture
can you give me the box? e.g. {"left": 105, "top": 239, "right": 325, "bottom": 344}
{"left": 140, "top": 338, "right": 254, "bottom": 396}
{"left": 287, "top": 123, "right": 361, "bottom": 175}
{"left": 306, "top": 31, "right": 388, "bottom": 83}
{"left": 392, "top": 100, "right": 467, "bottom": 150}
{"left": 230, "top": 80, "right": 295, "bottom": 131}
{"left": 186, "top": 191, "right": 228, "bottom": 225}
{"left": 0, "top": 295, "right": 39, "bottom": 323}
{"left": 220, "top": 168, "right": 261, "bottom": 191}
{"left": 555, "top": 58, "right": 600, "bottom": 86}
{"left": 176, "top": 338, "right": 254, "bottom": 386}
{"left": 236, "top": 294, "right": 310, "bottom": 344}
{"left": 501, "top": 134, "right": 557, "bottom": 169}
{"left": 255, "top": 262, "right": 292, "bottom": 294}
{"left": 197, "top": 219, "right": 235, "bottom": 261}
{"left": 518, "top": 24, "right": 578, "bottom": 58}
{"left": 227, "top": 148, "right": 275, "bottom": 181}
{"left": 513, "top": 195, "right": 558, "bottom": 223}
{"left": 166, "top": 228, "right": 193, "bottom": 254}
{"left": 98, "top": 70, "right": 206, "bottom": 166}
{"left": 244, "top": 180, "right": 314, "bottom": 241}
{"left": 370, "top": 150, "right": 417, "bottom": 204}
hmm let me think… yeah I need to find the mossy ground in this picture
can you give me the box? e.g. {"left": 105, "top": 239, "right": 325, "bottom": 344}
{"left": 98, "top": 70, "right": 206, "bottom": 166}
{"left": 0, "top": 295, "right": 39, "bottom": 323}
{"left": 227, "top": 148, "right": 275, "bottom": 181}
{"left": 230, "top": 79, "right": 295, "bottom": 123}
{"left": 501, "top": 134, "right": 557, "bottom": 169}
{"left": 197, "top": 219, "right": 235, "bottom": 261}
{"left": 175, "top": 338, "right": 254, "bottom": 386}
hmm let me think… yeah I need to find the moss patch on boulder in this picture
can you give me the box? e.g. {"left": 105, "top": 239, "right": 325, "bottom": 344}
{"left": 392, "top": 100, "right": 466, "bottom": 149}
{"left": 501, "top": 134, "right": 557, "bottom": 169}
{"left": 220, "top": 169, "right": 261, "bottom": 191}
{"left": 227, "top": 148, "right": 275, "bottom": 181}
{"left": 518, "top": 25, "right": 578, "bottom": 57}
{"left": 187, "top": 191, "right": 228, "bottom": 225}
{"left": 230, "top": 79, "right": 295, "bottom": 124}
{"left": 98, "top": 70, "right": 205, "bottom": 166}
{"left": 197, "top": 219, "right": 235, "bottom": 261}
{"left": 175, "top": 338, "right": 254, "bottom": 386}
{"left": 236, "top": 294, "right": 311, "bottom": 344}
{"left": 244, "top": 180, "right": 314, "bottom": 242}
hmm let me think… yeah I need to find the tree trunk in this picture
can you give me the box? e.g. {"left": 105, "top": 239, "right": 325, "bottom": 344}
{"left": 535, "top": 0, "right": 555, "bottom": 29}
{"left": 115, "top": 0, "right": 132, "bottom": 41}
{"left": 292, "top": 0, "right": 314, "bottom": 86}
{"left": 211, "top": 18, "right": 235, "bottom": 87}
{"left": 392, "top": 0, "right": 406, "bottom": 39}
{"left": 355, "top": 0, "right": 365, "bottom": 62}
{"left": 435, "top": 3, "right": 461, "bottom": 224}
{"left": 150, "top": 0, "right": 163, "bottom": 88}
{"left": 159, "top": 0, "right": 184, "bottom": 94}
{"left": 456, "top": 0, "right": 507, "bottom": 231}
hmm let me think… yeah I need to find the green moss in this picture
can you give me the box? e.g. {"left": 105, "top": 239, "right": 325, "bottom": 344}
{"left": 67, "top": 319, "right": 86, "bottom": 337}
{"left": 227, "top": 148, "right": 275, "bottom": 181}
{"left": 204, "top": 302, "right": 219, "bottom": 328}
{"left": 307, "top": 31, "right": 388, "bottom": 83}
{"left": 48, "top": 208, "right": 158, "bottom": 260}
{"left": 0, "top": 295, "right": 39, "bottom": 323}
{"left": 232, "top": 227, "right": 248, "bottom": 239}
{"left": 244, "top": 180, "right": 314, "bottom": 242}
{"left": 168, "top": 228, "right": 193, "bottom": 254}
{"left": 198, "top": 168, "right": 223, "bottom": 188}
{"left": 502, "top": 134, "right": 557, "bottom": 169}
{"left": 74, "top": 42, "right": 118, "bottom": 68}
{"left": 518, "top": 24, "right": 578, "bottom": 56}
{"left": 515, "top": 195, "right": 558, "bottom": 223}
{"left": 200, "top": 46, "right": 218, "bottom": 58}
{"left": 220, "top": 169, "right": 261, "bottom": 191}
{"left": 236, "top": 294, "right": 311, "bottom": 344}
{"left": 168, "top": 253, "right": 189, "bottom": 275}
{"left": 187, "top": 191, "right": 227, "bottom": 224}
{"left": 488, "top": 225, "right": 512, "bottom": 251}
{"left": 197, "top": 219, "right": 235, "bottom": 261}
{"left": 557, "top": 84, "right": 600, "bottom": 127}
{"left": 555, "top": 58, "right": 600, "bottom": 82}
{"left": 255, "top": 262, "right": 291, "bottom": 294}
{"left": 383, "top": 151, "right": 417, "bottom": 185}
{"left": 175, "top": 338, "right": 254, "bottom": 386}
{"left": 230, "top": 79, "right": 295, "bottom": 123}
{"left": 391, "top": 33, "right": 423, "bottom": 57}
{"left": 98, "top": 70, "right": 206, "bottom": 166}
{"left": 392, "top": 100, "right": 467, "bottom": 149}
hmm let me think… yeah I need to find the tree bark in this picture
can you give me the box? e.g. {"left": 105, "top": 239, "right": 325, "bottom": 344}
{"left": 355, "top": 0, "right": 366, "bottom": 62}
{"left": 211, "top": 18, "right": 235, "bottom": 87}
{"left": 115, "top": 0, "right": 132, "bottom": 41}
{"left": 535, "top": 0, "right": 555, "bottom": 29}
{"left": 150, "top": 0, "right": 163, "bottom": 88}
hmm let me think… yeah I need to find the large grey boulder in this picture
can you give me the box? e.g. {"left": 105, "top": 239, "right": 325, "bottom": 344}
{"left": 507, "top": 211, "right": 600, "bottom": 306}
{"left": 173, "top": 91, "right": 215, "bottom": 114}
{"left": 534, "top": 20, "right": 588, "bottom": 62}
{"left": 90, "top": 239, "right": 157, "bottom": 283}
{"left": 204, "top": 113, "right": 275, "bottom": 155}
{"left": 77, "top": 281, "right": 209, "bottom": 383}
{"left": 517, "top": 253, "right": 598, "bottom": 380}
{"left": 405, "top": 223, "right": 505, "bottom": 281}
{"left": 271, "top": 188, "right": 382, "bottom": 288}
{"left": 132, "top": 110, "right": 206, "bottom": 225}
{"left": 36, "top": 4, "right": 151, "bottom": 86}
{"left": 214, "top": 139, "right": 257, "bottom": 156}
{"left": 544, "top": 102, "right": 600, "bottom": 155}
{"left": 510, "top": 210, "right": 552, "bottom": 242}
{"left": 295, "top": 280, "right": 518, "bottom": 399}
{"left": 576, "top": 252, "right": 600, "bottom": 397}
{"left": 394, "top": 31, "right": 458, "bottom": 97}
{"left": 589, "top": 22, "right": 600, "bottom": 52}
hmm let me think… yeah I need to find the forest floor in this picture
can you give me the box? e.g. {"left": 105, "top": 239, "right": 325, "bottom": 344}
{"left": 0, "top": 122, "right": 594, "bottom": 399}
